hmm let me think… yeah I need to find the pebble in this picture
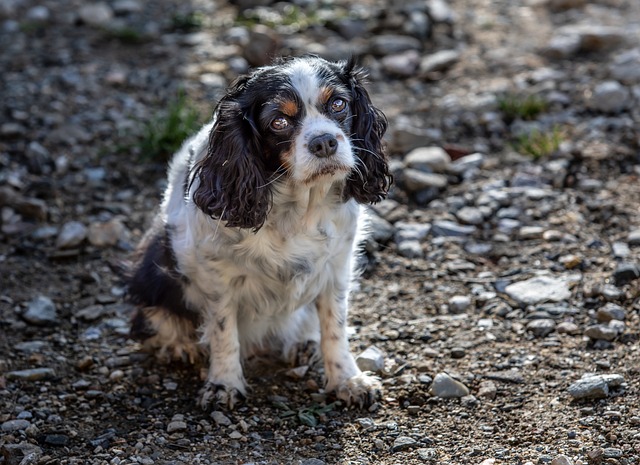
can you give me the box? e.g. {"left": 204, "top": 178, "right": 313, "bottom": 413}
{"left": 370, "top": 35, "right": 422, "bottom": 55}
{"left": 556, "top": 321, "right": 580, "bottom": 335}
{"left": 612, "top": 241, "right": 630, "bottom": 258}
{"left": 56, "top": 221, "right": 88, "bottom": 249}
{"left": 79, "top": 2, "right": 114, "bottom": 26}
{"left": 518, "top": 226, "right": 545, "bottom": 240}
{"left": 420, "top": 50, "right": 460, "bottom": 73}
{"left": 355, "top": 346, "right": 385, "bottom": 373}
{"left": 504, "top": 275, "right": 573, "bottom": 306}
{"left": 612, "top": 262, "right": 640, "bottom": 286}
{"left": 167, "top": 420, "right": 187, "bottom": 433}
{"left": 628, "top": 228, "right": 640, "bottom": 246}
{"left": 584, "top": 321, "right": 624, "bottom": 341}
{"left": 88, "top": 218, "right": 129, "bottom": 247}
{"left": 448, "top": 295, "right": 472, "bottom": 314}
{"left": 391, "top": 435, "right": 417, "bottom": 452}
{"left": 76, "top": 304, "right": 107, "bottom": 321}
{"left": 455, "top": 206, "right": 484, "bottom": 225}
{"left": 404, "top": 146, "right": 451, "bottom": 173}
{"left": 477, "top": 380, "right": 497, "bottom": 399}
{"left": 1, "top": 419, "right": 31, "bottom": 432}
{"left": 367, "top": 214, "right": 395, "bottom": 244}
{"left": 550, "top": 456, "right": 574, "bottom": 465}
{"left": 596, "top": 303, "right": 626, "bottom": 322}
{"left": 211, "top": 411, "right": 232, "bottom": 427}
{"left": 609, "top": 49, "right": 640, "bottom": 84}
{"left": 431, "top": 220, "right": 476, "bottom": 237}
{"left": 590, "top": 81, "right": 630, "bottom": 113}
{"left": 567, "top": 373, "right": 624, "bottom": 400}
{"left": 403, "top": 168, "right": 448, "bottom": 191}
{"left": 430, "top": 372, "right": 470, "bottom": 398}
{"left": 22, "top": 296, "right": 58, "bottom": 326}
{"left": 381, "top": 50, "right": 420, "bottom": 77}
{"left": 0, "top": 443, "right": 43, "bottom": 465}
{"left": 26, "top": 6, "right": 50, "bottom": 23}
{"left": 526, "top": 319, "right": 556, "bottom": 338}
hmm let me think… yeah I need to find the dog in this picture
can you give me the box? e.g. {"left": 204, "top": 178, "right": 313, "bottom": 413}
{"left": 128, "top": 55, "right": 391, "bottom": 410}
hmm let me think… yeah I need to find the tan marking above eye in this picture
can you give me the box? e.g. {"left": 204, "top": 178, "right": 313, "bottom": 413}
{"left": 319, "top": 87, "right": 333, "bottom": 104}
{"left": 280, "top": 100, "right": 298, "bottom": 117}
{"left": 271, "top": 117, "right": 290, "bottom": 131}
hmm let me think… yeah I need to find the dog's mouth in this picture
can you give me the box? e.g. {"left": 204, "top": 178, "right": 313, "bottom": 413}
{"left": 303, "top": 163, "right": 352, "bottom": 184}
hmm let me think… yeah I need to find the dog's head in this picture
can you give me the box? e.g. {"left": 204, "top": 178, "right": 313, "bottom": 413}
{"left": 192, "top": 55, "right": 391, "bottom": 230}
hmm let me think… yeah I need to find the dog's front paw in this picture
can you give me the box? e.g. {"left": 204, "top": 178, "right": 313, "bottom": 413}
{"left": 199, "top": 382, "right": 246, "bottom": 410}
{"left": 333, "top": 372, "right": 382, "bottom": 408}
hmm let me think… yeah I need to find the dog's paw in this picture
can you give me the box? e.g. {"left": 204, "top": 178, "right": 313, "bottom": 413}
{"left": 286, "top": 340, "right": 322, "bottom": 368}
{"left": 333, "top": 372, "right": 382, "bottom": 409}
{"left": 199, "top": 382, "right": 246, "bottom": 410}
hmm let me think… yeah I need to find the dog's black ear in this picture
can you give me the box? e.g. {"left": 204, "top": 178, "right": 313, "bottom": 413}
{"left": 192, "top": 78, "right": 272, "bottom": 231}
{"left": 342, "top": 58, "right": 392, "bottom": 204}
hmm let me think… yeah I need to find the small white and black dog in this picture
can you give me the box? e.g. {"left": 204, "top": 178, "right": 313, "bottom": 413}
{"left": 128, "top": 55, "right": 391, "bottom": 410}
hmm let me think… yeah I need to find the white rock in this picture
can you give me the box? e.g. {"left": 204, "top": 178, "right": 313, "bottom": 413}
{"left": 449, "top": 295, "right": 472, "bottom": 314}
{"left": 79, "top": 2, "right": 114, "bottom": 26}
{"left": 403, "top": 168, "right": 448, "bottom": 191}
{"left": 419, "top": 50, "right": 460, "bottom": 73}
{"left": 590, "top": 81, "right": 630, "bottom": 113}
{"left": 56, "top": 221, "right": 87, "bottom": 249}
{"left": 430, "top": 373, "right": 469, "bottom": 398}
{"left": 404, "top": 146, "right": 451, "bottom": 173}
{"left": 356, "top": 346, "right": 385, "bottom": 373}
{"left": 23, "top": 296, "right": 58, "bottom": 326}
{"left": 505, "top": 275, "right": 575, "bottom": 306}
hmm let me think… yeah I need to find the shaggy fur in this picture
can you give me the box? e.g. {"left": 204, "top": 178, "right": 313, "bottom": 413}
{"left": 128, "top": 55, "right": 391, "bottom": 410}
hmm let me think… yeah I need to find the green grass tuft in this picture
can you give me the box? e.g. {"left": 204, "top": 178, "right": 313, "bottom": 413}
{"left": 498, "top": 94, "right": 549, "bottom": 123}
{"left": 171, "top": 12, "right": 204, "bottom": 31}
{"left": 138, "top": 92, "right": 202, "bottom": 161}
{"left": 513, "top": 126, "right": 564, "bottom": 160}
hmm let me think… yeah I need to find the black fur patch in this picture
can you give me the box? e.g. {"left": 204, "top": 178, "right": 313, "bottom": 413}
{"left": 128, "top": 225, "right": 200, "bottom": 332}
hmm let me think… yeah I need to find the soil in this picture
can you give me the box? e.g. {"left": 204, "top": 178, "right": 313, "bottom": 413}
{"left": 1, "top": 0, "right": 640, "bottom": 464}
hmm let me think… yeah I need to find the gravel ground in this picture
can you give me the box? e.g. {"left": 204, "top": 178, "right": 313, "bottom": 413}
{"left": 1, "top": 0, "right": 640, "bottom": 464}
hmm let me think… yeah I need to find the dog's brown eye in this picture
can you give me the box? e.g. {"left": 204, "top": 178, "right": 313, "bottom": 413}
{"left": 330, "top": 98, "right": 346, "bottom": 113}
{"left": 271, "top": 116, "right": 290, "bottom": 131}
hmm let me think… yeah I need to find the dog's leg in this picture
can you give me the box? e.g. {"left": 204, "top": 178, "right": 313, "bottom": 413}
{"left": 199, "top": 302, "right": 246, "bottom": 410}
{"left": 316, "top": 291, "right": 381, "bottom": 408}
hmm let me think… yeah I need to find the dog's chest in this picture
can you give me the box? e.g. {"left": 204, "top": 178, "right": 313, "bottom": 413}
{"left": 230, "top": 206, "right": 356, "bottom": 314}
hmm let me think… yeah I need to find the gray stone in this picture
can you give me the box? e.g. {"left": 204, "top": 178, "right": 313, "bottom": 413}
{"left": 0, "top": 442, "right": 43, "bottom": 465}
{"left": 210, "top": 411, "right": 232, "bottom": 426}
{"left": 609, "top": 49, "right": 640, "bottom": 84}
{"left": 568, "top": 374, "right": 624, "bottom": 400}
{"left": 26, "top": 5, "right": 50, "bottom": 22}
{"left": 612, "top": 241, "right": 630, "bottom": 258}
{"left": 628, "top": 228, "right": 640, "bottom": 246}
{"left": 301, "top": 459, "right": 325, "bottom": 465}
{"left": 585, "top": 321, "right": 624, "bottom": 341}
{"left": 556, "top": 321, "right": 580, "bottom": 335}
{"left": 505, "top": 275, "right": 573, "bottom": 306}
{"left": 596, "top": 303, "right": 626, "bottom": 322}
{"left": 590, "top": 81, "right": 630, "bottom": 113}
{"left": 56, "top": 221, "right": 87, "bottom": 249}
{"left": 167, "top": 420, "right": 187, "bottom": 433}
{"left": 6, "top": 367, "right": 55, "bottom": 381}
{"left": 550, "top": 454, "right": 575, "bottom": 465}
{"left": 88, "top": 218, "right": 129, "bottom": 247}
{"left": 404, "top": 146, "right": 451, "bottom": 173}
{"left": 431, "top": 220, "right": 476, "bottom": 237}
{"left": 430, "top": 372, "right": 470, "bottom": 398}
{"left": 367, "top": 213, "right": 395, "bottom": 244}
{"left": 526, "top": 319, "right": 556, "bottom": 338}
{"left": 543, "top": 33, "right": 581, "bottom": 58}
{"left": 371, "top": 35, "right": 422, "bottom": 56}
{"left": 1, "top": 419, "right": 31, "bottom": 432}
{"left": 449, "top": 295, "right": 472, "bottom": 314}
{"left": 518, "top": 226, "right": 545, "bottom": 240}
{"left": 23, "top": 295, "right": 57, "bottom": 326}
{"left": 394, "top": 222, "right": 431, "bottom": 242}
{"left": 356, "top": 346, "right": 385, "bottom": 373}
{"left": 403, "top": 168, "right": 448, "bottom": 192}
{"left": 79, "top": 2, "right": 114, "bottom": 26}
{"left": 76, "top": 304, "right": 107, "bottom": 321}
{"left": 112, "top": 0, "right": 143, "bottom": 14}
{"left": 381, "top": 50, "right": 420, "bottom": 77}
{"left": 15, "top": 341, "right": 47, "bottom": 352}
{"left": 397, "top": 240, "right": 424, "bottom": 259}
{"left": 391, "top": 436, "right": 417, "bottom": 452}
{"left": 419, "top": 50, "right": 460, "bottom": 73}
{"left": 455, "top": 207, "right": 484, "bottom": 225}
{"left": 426, "top": 0, "right": 455, "bottom": 23}
{"left": 613, "top": 262, "right": 640, "bottom": 285}
{"left": 450, "top": 152, "right": 485, "bottom": 175}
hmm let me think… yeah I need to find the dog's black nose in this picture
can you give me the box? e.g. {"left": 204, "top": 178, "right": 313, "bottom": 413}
{"left": 308, "top": 133, "right": 338, "bottom": 158}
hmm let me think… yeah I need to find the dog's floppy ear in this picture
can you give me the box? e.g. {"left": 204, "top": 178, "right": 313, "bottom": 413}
{"left": 342, "top": 58, "right": 392, "bottom": 204}
{"left": 192, "top": 78, "right": 272, "bottom": 231}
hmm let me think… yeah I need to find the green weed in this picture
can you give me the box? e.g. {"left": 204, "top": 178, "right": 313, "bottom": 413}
{"left": 138, "top": 92, "right": 202, "bottom": 161}
{"left": 513, "top": 126, "right": 563, "bottom": 159}
{"left": 171, "top": 12, "right": 204, "bottom": 31}
{"left": 498, "top": 94, "right": 549, "bottom": 123}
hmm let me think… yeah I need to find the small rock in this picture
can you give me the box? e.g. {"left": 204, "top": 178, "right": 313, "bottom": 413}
{"left": 455, "top": 206, "right": 484, "bottom": 225}
{"left": 404, "top": 146, "right": 451, "bottom": 173}
{"left": 88, "top": 218, "right": 129, "bottom": 247}
{"left": 584, "top": 321, "right": 624, "bottom": 341}
{"left": 596, "top": 303, "right": 626, "bottom": 322}
{"left": 567, "top": 373, "right": 624, "bottom": 400}
{"left": 26, "top": 6, "right": 50, "bottom": 23}
{"left": 396, "top": 240, "right": 423, "bottom": 258}
{"left": 590, "top": 81, "right": 630, "bottom": 113}
{"left": 556, "top": 321, "right": 580, "bottom": 335}
{"left": 518, "top": 226, "right": 544, "bottom": 240}
{"left": 391, "top": 435, "right": 417, "bottom": 452}
{"left": 558, "top": 254, "right": 582, "bottom": 269}
{"left": 1, "top": 419, "right": 31, "bottom": 432}
{"left": 112, "top": 0, "right": 143, "bottom": 14}
{"left": 449, "top": 295, "right": 472, "bottom": 314}
{"left": 371, "top": 35, "right": 422, "bottom": 55}
{"left": 79, "top": 2, "right": 114, "bottom": 26}
{"left": 450, "top": 347, "right": 466, "bottom": 359}
{"left": 301, "top": 459, "right": 325, "bottom": 465}
{"left": 526, "top": 319, "right": 556, "bottom": 338}
{"left": 550, "top": 454, "right": 574, "bottom": 465}
{"left": 211, "top": 411, "right": 232, "bottom": 427}
{"left": 504, "top": 275, "right": 573, "bottom": 306}
{"left": 431, "top": 220, "right": 476, "bottom": 237}
{"left": 430, "top": 373, "right": 470, "bottom": 398}
{"left": 76, "top": 304, "right": 107, "bottom": 321}
{"left": 628, "top": 228, "right": 640, "bottom": 246}
{"left": 477, "top": 380, "right": 497, "bottom": 400}
{"left": 603, "top": 448, "right": 623, "bottom": 459}
{"left": 417, "top": 448, "right": 438, "bottom": 460}
{"left": 420, "top": 50, "right": 460, "bottom": 74}
{"left": 167, "top": 420, "right": 187, "bottom": 433}
{"left": 22, "top": 296, "right": 57, "bottom": 326}
{"left": 356, "top": 346, "right": 385, "bottom": 373}
{"left": 367, "top": 213, "right": 395, "bottom": 244}
{"left": 56, "top": 221, "right": 87, "bottom": 249}
{"left": 0, "top": 442, "right": 43, "bottom": 465}
{"left": 403, "top": 168, "right": 448, "bottom": 192}
{"left": 612, "top": 262, "right": 639, "bottom": 286}
{"left": 381, "top": 50, "right": 420, "bottom": 77}
{"left": 612, "top": 241, "right": 630, "bottom": 258}
{"left": 609, "top": 49, "right": 640, "bottom": 84}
